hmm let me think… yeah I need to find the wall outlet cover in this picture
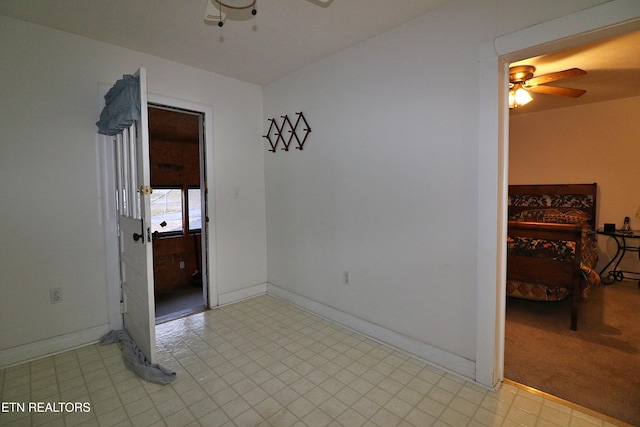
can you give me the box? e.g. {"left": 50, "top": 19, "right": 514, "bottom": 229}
{"left": 49, "top": 288, "right": 62, "bottom": 304}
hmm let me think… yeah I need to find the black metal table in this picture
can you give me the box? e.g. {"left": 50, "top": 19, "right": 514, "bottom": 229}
{"left": 597, "top": 229, "right": 640, "bottom": 286}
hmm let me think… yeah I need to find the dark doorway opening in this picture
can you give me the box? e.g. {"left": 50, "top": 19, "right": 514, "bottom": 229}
{"left": 148, "top": 105, "right": 207, "bottom": 323}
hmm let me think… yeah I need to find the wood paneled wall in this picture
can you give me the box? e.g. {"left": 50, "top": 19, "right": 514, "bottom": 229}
{"left": 150, "top": 139, "right": 199, "bottom": 187}
{"left": 152, "top": 234, "right": 202, "bottom": 293}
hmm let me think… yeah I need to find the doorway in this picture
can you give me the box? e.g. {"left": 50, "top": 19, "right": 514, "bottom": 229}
{"left": 473, "top": 0, "right": 640, "bottom": 392}
{"left": 503, "top": 30, "right": 640, "bottom": 422}
{"left": 148, "top": 105, "right": 208, "bottom": 323}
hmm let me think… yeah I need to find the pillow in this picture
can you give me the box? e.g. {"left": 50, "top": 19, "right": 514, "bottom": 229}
{"left": 511, "top": 208, "right": 590, "bottom": 225}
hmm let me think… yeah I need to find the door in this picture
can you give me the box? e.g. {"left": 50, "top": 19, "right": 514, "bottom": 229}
{"left": 113, "top": 68, "right": 156, "bottom": 363}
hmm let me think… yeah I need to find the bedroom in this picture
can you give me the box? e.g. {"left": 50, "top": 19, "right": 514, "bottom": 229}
{"left": 506, "top": 29, "right": 640, "bottom": 422}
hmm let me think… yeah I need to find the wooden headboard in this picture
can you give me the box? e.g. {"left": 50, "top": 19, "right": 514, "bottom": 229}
{"left": 508, "top": 183, "right": 597, "bottom": 230}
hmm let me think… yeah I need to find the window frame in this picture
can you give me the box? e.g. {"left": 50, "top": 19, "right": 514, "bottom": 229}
{"left": 150, "top": 186, "right": 202, "bottom": 237}
{"left": 186, "top": 186, "right": 202, "bottom": 233}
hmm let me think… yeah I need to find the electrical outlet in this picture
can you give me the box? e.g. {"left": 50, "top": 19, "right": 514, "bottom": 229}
{"left": 343, "top": 271, "right": 350, "bottom": 285}
{"left": 179, "top": 261, "right": 185, "bottom": 269}
{"left": 49, "top": 288, "right": 62, "bottom": 304}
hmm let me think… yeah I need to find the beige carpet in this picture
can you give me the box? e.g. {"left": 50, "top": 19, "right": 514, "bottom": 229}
{"left": 504, "top": 280, "right": 640, "bottom": 426}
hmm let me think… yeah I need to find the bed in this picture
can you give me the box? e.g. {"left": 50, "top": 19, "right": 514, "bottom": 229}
{"left": 506, "top": 183, "right": 600, "bottom": 330}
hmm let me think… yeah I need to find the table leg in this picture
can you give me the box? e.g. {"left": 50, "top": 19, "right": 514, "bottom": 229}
{"left": 599, "top": 234, "right": 623, "bottom": 285}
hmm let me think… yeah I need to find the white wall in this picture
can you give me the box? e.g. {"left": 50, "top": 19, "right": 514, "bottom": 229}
{"left": 510, "top": 96, "right": 640, "bottom": 273}
{"left": 0, "top": 16, "right": 267, "bottom": 365}
{"left": 262, "top": 0, "right": 624, "bottom": 385}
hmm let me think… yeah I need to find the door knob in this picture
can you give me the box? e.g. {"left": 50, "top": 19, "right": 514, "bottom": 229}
{"left": 133, "top": 232, "right": 143, "bottom": 242}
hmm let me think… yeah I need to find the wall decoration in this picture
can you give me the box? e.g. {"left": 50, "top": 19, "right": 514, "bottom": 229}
{"left": 263, "top": 112, "right": 311, "bottom": 152}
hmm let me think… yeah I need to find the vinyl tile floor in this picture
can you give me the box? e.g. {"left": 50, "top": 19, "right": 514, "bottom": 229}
{"left": 0, "top": 295, "right": 629, "bottom": 426}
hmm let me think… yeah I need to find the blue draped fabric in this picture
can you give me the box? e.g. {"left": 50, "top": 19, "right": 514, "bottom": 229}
{"left": 96, "top": 75, "right": 141, "bottom": 136}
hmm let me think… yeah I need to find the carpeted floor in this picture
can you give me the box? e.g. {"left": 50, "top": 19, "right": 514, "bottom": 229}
{"left": 505, "top": 280, "right": 640, "bottom": 426}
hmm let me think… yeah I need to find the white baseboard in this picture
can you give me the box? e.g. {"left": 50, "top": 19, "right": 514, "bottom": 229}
{"left": 266, "top": 283, "right": 476, "bottom": 383}
{"left": 0, "top": 324, "right": 111, "bottom": 369}
{"left": 2, "top": 283, "right": 476, "bottom": 385}
{"left": 0, "top": 283, "right": 268, "bottom": 369}
{"left": 218, "top": 283, "right": 267, "bottom": 306}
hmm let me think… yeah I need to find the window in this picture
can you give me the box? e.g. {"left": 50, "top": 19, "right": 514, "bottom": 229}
{"left": 150, "top": 187, "right": 201, "bottom": 235}
{"left": 150, "top": 188, "right": 182, "bottom": 234}
{"left": 188, "top": 188, "right": 202, "bottom": 231}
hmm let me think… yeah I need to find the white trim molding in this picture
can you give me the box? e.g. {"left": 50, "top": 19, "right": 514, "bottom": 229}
{"left": 0, "top": 325, "right": 111, "bottom": 369}
{"left": 218, "top": 283, "right": 268, "bottom": 306}
{"left": 266, "top": 284, "right": 477, "bottom": 385}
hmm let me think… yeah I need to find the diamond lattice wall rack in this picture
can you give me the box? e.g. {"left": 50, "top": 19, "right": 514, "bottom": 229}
{"left": 263, "top": 112, "right": 311, "bottom": 152}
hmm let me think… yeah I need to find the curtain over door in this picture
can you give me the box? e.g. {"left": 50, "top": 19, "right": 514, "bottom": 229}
{"left": 99, "top": 68, "right": 156, "bottom": 364}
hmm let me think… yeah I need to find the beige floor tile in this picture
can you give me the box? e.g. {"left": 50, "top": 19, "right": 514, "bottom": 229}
{"left": 0, "top": 295, "right": 627, "bottom": 427}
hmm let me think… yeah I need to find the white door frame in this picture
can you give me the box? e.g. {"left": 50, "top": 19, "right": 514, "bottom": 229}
{"left": 475, "top": 0, "right": 640, "bottom": 388}
{"left": 101, "top": 92, "right": 217, "bottom": 331}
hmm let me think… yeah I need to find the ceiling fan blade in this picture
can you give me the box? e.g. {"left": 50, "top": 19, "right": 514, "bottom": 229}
{"left": 528, "top": 85, "right": 586, "bottom": 98}
{"left": 527, "top": 68, "right": 586, "bottom": 86}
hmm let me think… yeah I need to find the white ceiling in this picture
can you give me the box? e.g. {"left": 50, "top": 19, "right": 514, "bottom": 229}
{"left": 0, "top": 0, "right": 453, "bottom": 86}
{"left": 2, "top": 1, "right": 639, "bottom": 113}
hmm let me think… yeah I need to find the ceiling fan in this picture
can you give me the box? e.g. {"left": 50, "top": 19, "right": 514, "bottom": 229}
{"left": 204, "top": 0, "right": 334, "bottom": 27}
{"left": 508, "top": 65, "right": 586, "bottom": 108}
{"left": 205, "top": 0, "right": 257, "bottom": 27}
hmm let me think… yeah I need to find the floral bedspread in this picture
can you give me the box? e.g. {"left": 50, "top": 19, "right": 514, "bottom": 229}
{"left": 506, "top": 207, "right": 600, "bottom": 301}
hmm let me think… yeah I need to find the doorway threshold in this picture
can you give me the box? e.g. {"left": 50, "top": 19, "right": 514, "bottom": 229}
{"left": 155, "top": 285, "right": 205, "bottom": 324}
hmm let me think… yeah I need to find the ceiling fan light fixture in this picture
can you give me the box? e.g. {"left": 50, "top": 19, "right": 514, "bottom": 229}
{"left": 515, "top": 85, "right": 533, "bottom": 106}
{"left": 205, "top": 0, "right": 257, "bottom": 27}
{"left": 509, "top": 65, "right": 536, "bottom": 83}
{"left": 508, "top": 64, "right": 587, "bottom": 109}
{"left": 509, "top": 84, "right": 533, "bottom": 109}
{"left": 214, "top": 0, "right": 256, "bottom": 10}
